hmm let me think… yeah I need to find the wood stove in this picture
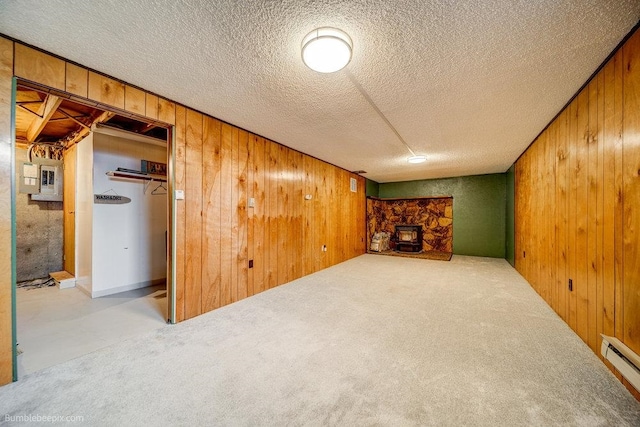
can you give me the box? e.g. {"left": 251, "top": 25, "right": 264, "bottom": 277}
{"left": 395, "top": 224, "right": 422, "bottom": 253}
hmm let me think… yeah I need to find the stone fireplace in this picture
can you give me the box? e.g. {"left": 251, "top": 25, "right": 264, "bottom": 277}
{"left": 395, "top": 224, "right": 423, "bottom": 252}
{"left": 366, "top": 196, "right": 453, "bottom": 255}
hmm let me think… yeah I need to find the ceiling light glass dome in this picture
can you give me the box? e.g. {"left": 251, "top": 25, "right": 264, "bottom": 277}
{"left": 302, "top": 27, "right": 352, "bottom": 73}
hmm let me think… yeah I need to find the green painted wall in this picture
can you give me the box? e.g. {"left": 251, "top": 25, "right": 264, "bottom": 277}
{"left": 379, "top": 173, "right": 507, "bottom": 258}
{"left": 365, "top": 178, "right": 379, "bottom": 197}
{"left": 505, "top": 165, "right": 515, "bottom": 266}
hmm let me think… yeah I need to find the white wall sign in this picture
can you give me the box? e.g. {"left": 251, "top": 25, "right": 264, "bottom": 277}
{"left": 94, "top": 194, "right": 132, "bottom": 204}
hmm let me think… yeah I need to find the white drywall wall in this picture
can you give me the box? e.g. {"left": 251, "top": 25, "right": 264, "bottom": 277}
{"left": 75, "top": 133, "right": 93, "bottom": 295}
{"left": 91, "top": 133, "right": 167, "bottom": 297}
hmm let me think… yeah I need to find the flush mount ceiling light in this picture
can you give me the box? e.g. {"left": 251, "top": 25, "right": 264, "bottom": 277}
{"left": 302, "top": 27, "right": 352, "bottom": 73}
{"left": 407, "top": 155, "right": 427, "bottom": 164}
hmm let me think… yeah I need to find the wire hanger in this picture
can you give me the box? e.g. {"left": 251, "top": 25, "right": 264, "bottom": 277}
{"left": 99, "top": 188, "right": 121, "bottom": 196}
{"left": 151, "top": 181, "right": 167, "bottom": 195}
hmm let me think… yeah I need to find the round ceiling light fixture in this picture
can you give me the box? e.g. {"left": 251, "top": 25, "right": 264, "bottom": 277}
{"left": 302, "top": 27, "right": 352, "bottom": 73}
{"left": 407, "top": 155, "right": 427, "bottom": 164}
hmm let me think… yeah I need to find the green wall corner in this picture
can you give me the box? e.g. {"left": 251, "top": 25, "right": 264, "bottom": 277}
{"left": 378, "top": 173, "right": 507, "bottom": 258}
{"left": 365, "top": 178, "right": 379, "bottom": 198}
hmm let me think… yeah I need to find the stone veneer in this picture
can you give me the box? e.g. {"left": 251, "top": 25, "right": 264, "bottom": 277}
{"left": 366, "top": 196, "right": 453, "bottom": 253}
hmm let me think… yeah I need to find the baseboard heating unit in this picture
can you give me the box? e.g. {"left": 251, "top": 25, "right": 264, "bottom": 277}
{"left": 601, "top": 335, "right": 640, "bottom": 392}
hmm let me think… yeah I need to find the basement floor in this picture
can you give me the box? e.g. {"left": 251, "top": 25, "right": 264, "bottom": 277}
{"left": 16, "top": 284, "right": 168, "bottom": 377}
{"left": 3, "top": 255, "right": 639, "bottom": 424}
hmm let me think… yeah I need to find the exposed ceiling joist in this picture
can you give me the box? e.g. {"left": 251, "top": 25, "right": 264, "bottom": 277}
{"left": 56, "top": 108, "right": 91, "bottom": 129}
{"left": 95, "top": 111, "right": 117, "bottom": 125}
{"left": 63, "top": 110, "right": 116, "bottom": 148}
{"left": 26, "top": 94, "right": 62, "bottom": 142}
{"left": 16, "top": 86, "right": 166, "bottom": 148}
{"left": 139, "top": 123, "right": 157, "bottom": 134}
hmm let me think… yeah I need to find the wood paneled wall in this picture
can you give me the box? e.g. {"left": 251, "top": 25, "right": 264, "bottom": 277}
{"left": 0, "top": 38, "right": 14, "bottom": 387}
{"left": 515, "top": 28, "right": 640, "bottom": 398}
{"left": 0, "top": 38, "right": 366, "bottom": 385}
{"left": 173, "top": 113, "right": 366, "bottom": 321}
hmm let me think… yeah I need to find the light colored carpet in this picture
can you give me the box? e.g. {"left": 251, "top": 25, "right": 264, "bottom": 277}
{"left": 1, "top": 255, "right": 638, "bottom": 426}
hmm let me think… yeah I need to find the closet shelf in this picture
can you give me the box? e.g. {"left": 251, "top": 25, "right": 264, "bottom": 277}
{"left": 106, "top": 170, "right": 167, "bottom": 183}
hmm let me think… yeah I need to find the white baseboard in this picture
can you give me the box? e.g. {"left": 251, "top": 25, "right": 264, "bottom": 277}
{"left": 91, "top": 278, "right": 166, "bottom": 298}
{"left": 75, "top": 277, "right": 92, "bottom": 297}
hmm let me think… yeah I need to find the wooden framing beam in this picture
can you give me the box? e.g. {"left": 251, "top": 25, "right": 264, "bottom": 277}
{"left": 140, "top": 123, "right": 157, "bottom": 134}
{"left": 56, "top": 108, "right": 91, "bottom": 129}
{"left": 26, "top": 94, "right": 62, "bottom": 142}
{"left": 63, "top": 110, "right": 115, "bottom": 148}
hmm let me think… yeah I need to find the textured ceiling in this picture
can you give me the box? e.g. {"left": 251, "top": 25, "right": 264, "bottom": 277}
{"left": 1, "top": 1, "right": 639, "bottom": 183}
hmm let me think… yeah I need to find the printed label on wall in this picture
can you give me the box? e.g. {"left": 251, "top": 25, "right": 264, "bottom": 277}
{"left": 94, "top": 194, "right": 131, "bottom": 204}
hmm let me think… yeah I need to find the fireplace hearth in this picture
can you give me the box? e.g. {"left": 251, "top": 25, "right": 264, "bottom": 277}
{"left": 395, "top": 224, "right": 422, "bottom": 253}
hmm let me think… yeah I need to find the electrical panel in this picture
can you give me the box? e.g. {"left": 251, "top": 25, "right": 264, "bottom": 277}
{"left": 18, "top": 158, "right": 63, "bottom": 202}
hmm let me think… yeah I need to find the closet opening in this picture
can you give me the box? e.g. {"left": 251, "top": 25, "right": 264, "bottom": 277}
{"left": 13, "top": 82, "right": 174, "bottom": 377}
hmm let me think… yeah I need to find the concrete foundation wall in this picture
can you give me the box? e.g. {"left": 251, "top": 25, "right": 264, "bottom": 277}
{"left": 15, "top": 147, "right": 63, "bottom": 281}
